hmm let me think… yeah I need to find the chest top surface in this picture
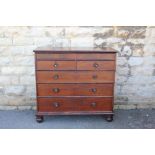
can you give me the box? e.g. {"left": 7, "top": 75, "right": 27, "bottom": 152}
{"left": 33, "top": 46, "right": 117, "bottom": 53}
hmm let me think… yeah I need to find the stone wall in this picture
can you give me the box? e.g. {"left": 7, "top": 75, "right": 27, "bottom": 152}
{"left": 0, "top": 26, "right": 155, "bottom": 110}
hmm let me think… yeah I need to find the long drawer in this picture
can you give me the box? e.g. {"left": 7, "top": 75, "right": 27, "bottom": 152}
{"left": 37, "top": 83, "right": 114, "bottom": 96}
{"left": 38, "top": 97, "right": 113, "bottom": 112}
{"left": 36, "top": 53, "right": 116, "bottom": 60}
{"left": 36, "top": 71, "right": 115, "bottom": 83}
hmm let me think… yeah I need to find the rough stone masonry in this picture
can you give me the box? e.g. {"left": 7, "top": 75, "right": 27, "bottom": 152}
{"left": 0, "top": 26, "right": 155, "bottom": 110}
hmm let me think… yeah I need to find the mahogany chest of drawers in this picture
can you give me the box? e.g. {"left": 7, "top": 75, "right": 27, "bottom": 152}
{"left": 33, "top": 47, "right": 117, "bottom": 123}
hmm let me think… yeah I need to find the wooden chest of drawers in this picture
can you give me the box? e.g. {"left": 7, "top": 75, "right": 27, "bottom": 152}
{"left": 33, "top": 47, "right": 117, "bottom": 122}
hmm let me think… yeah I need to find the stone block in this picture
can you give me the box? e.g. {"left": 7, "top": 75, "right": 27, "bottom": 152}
{"left": 0, "top": 57, "right": 11, "bottom": 65}
{"left": 1, "top": 67, "right": 27, "bottom": 75}
{"left": 0, "top": 76, "right": 11, "bottom": 85}
{"left": 94, "top": 38, "right": 104, "bottom": 46}
{"left": 71, "top": 37, "right": 94, "bottom": 47}
{"left": 8, "top": 96, "right": 26, "bottom": 106}
{"left": 25, "top": 85, "right": 35, "bottom": 96}
{"left": 143, "top": 44, "right": 155, "bottom": 56}
{"left": 127, "top": 76, "right": 155, "bottom": 84}
{"left": 5, "top": 86, "right": 25, "bottom": 96}
{"left": 0, "top": 38, "right": 12, "bottom": 45}
{"left": 116, "top": 66, "right": 130, "bottom": 76}
{"left": 143, "top": 56, "right": 155, "bottom": 65}
{"left": 115, "top": 74, "right": 128, "bottom": 84}
{"left": 117, "top": 57, "right": 128, "bottom": 66}
{"left": 117, "top": 104, "right": 137, "bottom": 109}
{"left": 128, "top": 57, "right": 144, "bottom": 66}
{"left": 132, "top": 48, "right": 144, "bottom": 56}
{"left": 54, "top": 38, "right": 71, "bottom": 47}
{"left": 0, "top": 86, "right": 4, "bottom": 95}
{"left": 120, "top": 45, "right": 132, "bottom": 57}
{"left": 0, "top": 96, "right": 9, "bottom": 105}
{"left": 0, "top": 106, "right": 17, "bottom": 110}
{"left": 34, "top": 37, "right": 54, "bottom": 46}
{"left": 17, "top": 106, "right": 32, "bottom": 110}
{"left": 20, "top": 76, "right": 35, "bottom": 85}
{"left": 127, "top": 38, "right": 145, "bottom": 44}
{"left": 13, "top": 56, "right": 34, "bottom": 66}
{"left": 130, "top": 66, "right": 153, "bottom": 76}
{"left": 13, "top": 37, "right": 34, "bottom": 45}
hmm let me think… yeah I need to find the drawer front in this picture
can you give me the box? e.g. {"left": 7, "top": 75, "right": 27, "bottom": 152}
{"left": 37, "top": 61, "right": 76, "bottom": 70}
{"left": 76, "top": 53, "right": 115, "bottom": 60}
{"left": 77, "top": 61, "right": 115, "bottom": 70}
{"left": 37, "top": 84, "right": 114, "bottom": 96}
{"left": 38, "top": 97, "right": 113, "bottom": 112}
{"left": 36, "top": 71, "right": 115, "bottom": 83}
{"left": 36, "top": 53, "right": 76, "bottom": 60}
{"left": 36, "top": 53, "right": 116, "bottom": 60}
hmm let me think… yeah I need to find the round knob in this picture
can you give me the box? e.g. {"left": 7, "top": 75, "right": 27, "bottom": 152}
{"left": 91, "top": 88, "right": 97, "bottom": 93}
{"left": 53, "top": 102, "right": 59, "bottom": 108}
{"left": 93, "top": 63, "right": 99, "bottom": 68}
{"left": 91, "top": 102, "right": 96, "bottom": 107}
{"left": 52, "top": 88, "right": 60, "bottom": 93}
{"left": 92, "top": 75, "right": 98, "bottom": 79}
{"left": 53, "top": 63, "right": 58, "bottom": 68}
{"left": 53, "top": 74, "right": 59, "bottom": 80}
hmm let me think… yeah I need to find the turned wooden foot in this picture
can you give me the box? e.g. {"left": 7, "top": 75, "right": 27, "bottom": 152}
{"left": 36, "top": 115, "right": 44, "bottom": 123}
{"left": 105, "top": 114, "right": 113, "bottom": 122}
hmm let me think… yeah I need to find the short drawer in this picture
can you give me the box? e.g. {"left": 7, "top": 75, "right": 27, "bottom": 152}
{"left": 77, "top": 61, "right": 115, "bottom": 70}
{"left": 76, "top": 53, "right": 116, "bottom": 60}
{"left": 36, "top": 71, "right": 115, "bottom": 83}
{"left": 37, "top": 61, "right": 76, "bottom": 70}
{"left": 36, "top": 53, "right": 76, "bottom": 60}
{"left": 38, "top": 97, "right": 113, "bottom": 112}
{"left": 37, "top": 83, "right": 114, "bottom": 96}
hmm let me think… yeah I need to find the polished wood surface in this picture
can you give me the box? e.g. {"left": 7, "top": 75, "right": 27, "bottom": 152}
{"left": 37, "top": 83, "right": 114, "bottom": 96}
{"left": 38, "top": 97, "right": 113, "bottom": 112}
{"left": 36, "top": 71, "right": 115, "bottom": 83}
{"left": 37, "top": 61, "right": 76, "bottom": 70}
{"left": 34, "top": 46, "right": 117, "bottom": 53}
{"left": 36, "top": 53, "right": 115, "bottom": 60}
{"left": 77, "top": 61, "right": 115, "bottom": 70}
{"left": 34, "top": 47, "right": 117, "bottom": 122}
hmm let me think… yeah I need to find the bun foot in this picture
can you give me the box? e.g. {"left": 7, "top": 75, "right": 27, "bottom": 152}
{"left": 36, "top": 115, "right": 44, "bottom": 123}
{"left": 105, "top": 114, "right": 113, "bottom": 122}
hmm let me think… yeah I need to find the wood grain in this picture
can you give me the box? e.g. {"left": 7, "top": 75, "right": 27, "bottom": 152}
{"left": 77, "top": 61, "right": 115, "bottom": 70}
{"left": 38, "top": 97, "right": 113, "bottom": 112}
{"left": 37, "top": 83, "right": 114, "bottom": 96}
{"left": 36, "top": 71, "right": 115, "bottom": 83}
{"left": 37, "top": 61, "right": 76, "bottom": 70}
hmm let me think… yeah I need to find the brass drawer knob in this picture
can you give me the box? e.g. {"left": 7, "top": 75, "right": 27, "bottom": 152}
{"left": 53, "top": 74, "right": 59, "bottom": 80}
{"left": 53, "top": 63, "right": 58, "bottom": 68}
{"left": 93, "top": 63, "right": 99, "bottom": 68}
{"left": 52, "top": 102, "right": 59, "bottom": 108}
{"left": 92, "top": 75, "right": 98, "bottom": 79}
{"left": 52, "top": 88, "right": 60, "bottom": 93}
{"left": 91, "top": 102, "right": 96, "bottom": 107}
{"left": 91, "top": 88, "right": 97, "bottom": 93}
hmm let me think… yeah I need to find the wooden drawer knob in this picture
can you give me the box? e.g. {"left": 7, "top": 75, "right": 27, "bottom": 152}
{"left": 91, "top": 88, "right": 97, "bottom": 93}
{"left": 52, "top": 88, "right": 60, "bottom": 93}
{"left": 92, "top": 75, "right": 98, "bottom": 79}
{"left": 91, "top": 102, "right": 96, "bottom": 107}
{"left": 53, "top": 74, "right": 59, "bottom": 80}
{"left": 93, "top": 63, "right": 99, "bottom": 68}
{"left": 53, "top": 63, "right": 58, "bottom": 68}
{"left": 52, "top": 102, "right": 60, "bottom": 108}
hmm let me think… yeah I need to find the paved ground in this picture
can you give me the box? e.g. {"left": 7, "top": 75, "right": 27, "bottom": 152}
{"left": 0, "top": 109, "right": 154, "bottom": 129}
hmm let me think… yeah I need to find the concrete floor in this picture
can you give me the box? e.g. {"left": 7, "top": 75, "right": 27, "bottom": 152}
{"left": 0, "top": 109, "right": 154, "bottom": 129}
